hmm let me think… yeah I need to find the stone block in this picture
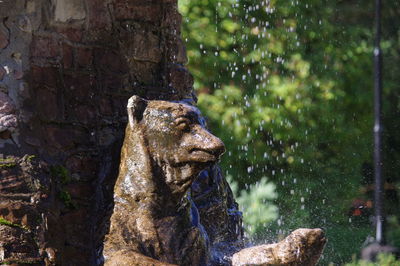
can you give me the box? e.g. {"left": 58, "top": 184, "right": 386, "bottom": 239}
{"left": 165, "top": 35, "right": 188, "bottom": 64}
{"left": 94, "top": 48, "right": 128, "bottom": 74}
{"left": 0, "top": 174, "right": 30, "bottom": 194}
{"left": 62, "top": 209, "right": 90, "bottom": 246}
{"left": 64, "top": 73, "right": 95, "bottom": 101}
{"left": 112, "top": 0, "right": 162, "bottom": 22}
{"left": 62, "top": 246, "right": 91, "bottom": 265}
{"left": 0, "top": 92, "right": 18, "bottom": 132}
{"left": 31, "top": 66, "right": 59, "bottom": 88}
{"left": 62, "top": 43, "right": 73, "bottom": 69}
{"left": 100, "top": 73, "right": 124, "bottom": 93}
{"left": 0, "top": 225, "right": 39, "bottom": 260}
{"left": 65, "top": 183, "right": 93, "bottom": 200}
{"left": 68, "top": 104, "right": 96, "bottom": 125}
{"left": 87, "top": 0, "right": 112, "bottom": 30}
{"left": 0, "top": 92, "right": 16, "bottom": 114}
{"left": 35, "top": 88, "right": 58, "bottom": 121}
{"left": 44, "top": 126, "right": 88, "bottom": 150}
{"left": 0, "top": 114, "right": 17, "bottom": 132}
{"left": 52, "top": 0, "right": 86, "bottom": 23}
{"left": 0, "top": 201, "right": 39, "bottom": 228}
{"left": 0, "top": 26, "right": 8, "bottom": 49}
{"left": 167, "top": 64, "right": 194, "bottom": 96}
{"left": 0, "top": 66, "right": 5, "bottom": 81}
{"left": 98, "top": 128, "right": 116, "bottom": 146}
{"left": 119, "top": 30, "right": 162, "bottom": 63}
{"left": 98, "top": 97, "right": 113, "bottom": 116}
{"left": 57, "top": 28, "right": 83, "bottom": 42}
{"left": 76, "top": 47, "right": 93, "bottom": 68}
{"left": 127, "top": 61, "right": 160, "bottom": 85}
{"left": 162, "top": 3, "right": 182, "bottom": 30}
{"left": 31, "top": 36, "right": 61, "bottom": 58}
{"left": 66, "top": 155, "right": 98, "bottom": 177}
{"left": 112, "top": 96, "right": 130, "bottom": 116}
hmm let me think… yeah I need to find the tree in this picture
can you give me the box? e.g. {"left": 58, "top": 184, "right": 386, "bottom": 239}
{"left": 179, "top": 0, "right": 400, "bottom": 263}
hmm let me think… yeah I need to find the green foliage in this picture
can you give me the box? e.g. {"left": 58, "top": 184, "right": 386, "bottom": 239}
{"left": 345, "top": 253, "right": 400, "bottom": 266}
{"left": 229, "top": 176, "right": 278, "bottom": 238}
{"left": 50, "top": 165, "right": 71, "bottom": 185}
{"left": 58, "top": 190, "right": 76, "bottom": 209}
{"left": 26, "top": 155, "right": 36, "bottom": 162}
{"left": 180, "top": 0, "right": 400, "bottom": 264}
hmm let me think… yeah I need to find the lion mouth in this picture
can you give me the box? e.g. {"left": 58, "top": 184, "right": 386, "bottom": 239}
{"left": 188, "top": 149, "right": 219, "bottom": 163}
{"left": 168, "top": 149, "right": 220, "bottom": 168}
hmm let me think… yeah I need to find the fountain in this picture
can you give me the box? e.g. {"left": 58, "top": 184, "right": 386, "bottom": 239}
{"left": 104, "top": 96, "right": 326, "bottom": 265}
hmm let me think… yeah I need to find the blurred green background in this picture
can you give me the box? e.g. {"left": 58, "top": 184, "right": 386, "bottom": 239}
{"left": 179, "top": 0, "right": 400, "bottom": 264}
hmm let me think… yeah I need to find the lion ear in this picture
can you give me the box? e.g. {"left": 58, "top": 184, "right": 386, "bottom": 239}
{"left": 127, "top": 95, "right": 148, "bottom": 128}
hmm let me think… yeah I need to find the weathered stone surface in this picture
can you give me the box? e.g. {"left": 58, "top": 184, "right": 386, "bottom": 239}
{"left": 68, "top": 104, "right": 96, "bottom": 124}
{"left": 0, "top": 92, "right": 18, "bottom": 132}
{"left": 0, "top": 92, "right": 16, "bottom": 114}
{"left": 76, "top": 47, "right": 93, "bottom": 68}
{"left": 0, "top": 113, "right": 17, "bottom": 132}
{"left": 62, "top": 209, "right": 91, "bottom": 246}
{"left": 119, "top": 30, "right": 162, "bottom": 63}
{"left": 0, "top": 66, "right": 5, "bottom": 80}
{"left": 31, "top": 36, "right": 61, "bottom": 58}
{"left": 44, "top": 126, "right": 88, "bottom": 149}
{"left": 86, "top": 0, "right": 112, "bottom": 30}
{"left": 64, "top": 73, "right": 95, "bottom": 101}
{"left": 0, "top": 225, "right": 39, "bottom": 261}
{"left": 57, "top": 28, "right": 83, "bottom": 42}
{"left": 62, "top": 43, "right": 73, "bottom": 68}
{"left": 167, "top": 64, "right": 194, "bottom": 96}
{"left": 35, "top": 88, "right": 58, "bottom": 121}
{"left": 30, "top": 66, "right": 59, "bottom": 88}
{"left": 0, "top": 156, "right": 55, "bottom": 265}
{"left": 94, "top": 48, "right": 129, "bottom": 73}
{"left": 65, "top": 155, "right": 98, "bottom": 177}
{"left": 104, "top": 96, "right": 225, "bottom": 265}
{"left": 0, "top": 25, "right": 8, "bottom": 49}
{"left": 112, "top": 0, "right": 163, "bottom": 22}
{"left": 232, "top": 228, "right": 326, "bottom": 266}
{"left": 193, "top": 165, "right": 243, "bottom": 245}
{"left": 65, "top": 183, "right": 93, "bottom": 200}
{"left": 98, "top": 97, "right": 113, "bottom": 116}
{"left": 105, "top": 249, "right": 177, "bottom": 266}
{"left": 52, "top": 0, "right": 86, "bottom": 23}
{"left": 0, "top": 201, "right": 39, "bottom": 228}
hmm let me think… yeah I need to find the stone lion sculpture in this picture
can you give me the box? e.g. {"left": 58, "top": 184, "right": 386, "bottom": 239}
{"left": 104, "top": 96, "right": 225, "bottom": 265}
{"left": 104, "top": 96, "right": 326, "bottom": 266}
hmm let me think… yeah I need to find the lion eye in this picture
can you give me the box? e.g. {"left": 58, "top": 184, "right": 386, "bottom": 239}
{"left": 175, "top": 118, "right": 191, "bottom": 132}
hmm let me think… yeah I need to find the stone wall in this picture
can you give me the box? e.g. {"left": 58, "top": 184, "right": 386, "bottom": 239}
{"left": 0, "top": 0, "right": 193, "bottom": 265}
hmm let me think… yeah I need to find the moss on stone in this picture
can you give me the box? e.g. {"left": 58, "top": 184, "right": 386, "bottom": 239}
{"left": 0, "top": 258, "right": 43, "bottom": 265}
{"left": 50, "top": 165, "right": 71, "bottom": 184}
{"left": 0, "top": 158, "right": 17, "bottom": 169}
{"left": 58, "top": 190, "right": 76, "bottom": 209}
{"left": 0, "top": 217, "right": 29, "bottom": 230}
